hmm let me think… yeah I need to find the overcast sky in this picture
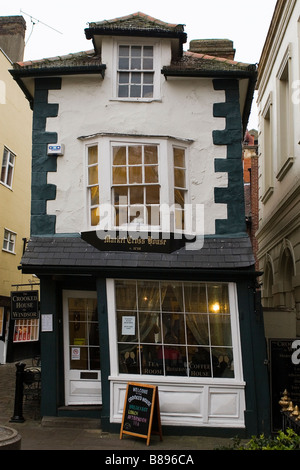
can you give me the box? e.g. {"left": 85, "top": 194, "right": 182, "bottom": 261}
{"left": 1, "top": 0, "right": 278, "bottom": 128}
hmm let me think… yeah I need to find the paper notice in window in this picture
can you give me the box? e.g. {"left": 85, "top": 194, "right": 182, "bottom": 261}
{"left": 122, "top": 316, "right": 135, "bottom": 336}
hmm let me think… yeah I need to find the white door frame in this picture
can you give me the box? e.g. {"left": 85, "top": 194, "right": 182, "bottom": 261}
{"left": 63, "top": 290, "right": 102, "bottom": 405}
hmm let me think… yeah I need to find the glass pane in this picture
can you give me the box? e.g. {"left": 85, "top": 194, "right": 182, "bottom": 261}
{"left": 119, "top": 46, "right": 129, "bottom": 56}
{"left": 147, "top": 205, "right": 160, "bottom": 225}
{"left": 113, "top": 166, "right": 127, "bottom": 184}
{"left": 130, "top": 186, "right": 144, "bottom": 204}
{"left": 143, "top": 86, "right": 153, "bottom": 98}
{"left": 144, "top": 146, "right": 158, "bottom": 164}
{"left": 91, "top": 207, "right": 99, "bottom": 226}
{"left": 118, "top": 343, "right": 139, "bottom": 374}
{"left": 139, "top": 312, "right": 161, "bottom": 343}
{"left": 142, "top": 345, "right": 163, "bottom": 375}
{"left": 131, "top": 46, "right": 141, "bottom": 57}
{"left": 186, "top": 314, "right": 209, "bottom": 345}
{"left": 162, "top": 314, "right": 185, "bottom": 345}
{"left": 212, "top": 347, "right": 234, "bottom": 378}
{"left": 131, "top": 58, "right": 141, "bottom": 70}
{"left": 128, "top": 146, "right": 142, "bottom": 164}
{"left": 174, "top": 168, "right": 185, "bottom": 188}
{"left": 163, "top": 345, "right": 187, "bottom": 376}
{"left": 88, "top": 146, "right": 98, "bottom": 165}
{"left": 143, "top": 58, "right": 153, "bottom": 70}
{"left": 70, "top": 346, "right": 88, "bottom": 370}
{"left": 137, "top": 281, "right": 160, "bottom": 311}
{"left": 174, "top": 189, "right": 185, "bottom": 208}
{"left": 174, "top": 148, "right": 185, "bottom": 167}
{"left": 129, "top": 206, "right": 144, "bottom": 223}
{"left": 161, "top": 282, "right": 184, "bottom": 312}
{"left": 119, "top": 57, "right": 129, "bottom": 69}
{"left": 90, "top": 186, "right": 99, "bottom": 206}
{"left": 145, "top": 165, "right": 158, "bottom": 183}
{"left": 130, "top": 85, "right": 141, "bottom": 97}
{"left": 129, "top": 166, "right": 142, "bottom": 184}
{"left": 188, "top": 346, "right": 212, "bottom": 378}
{"left": 117, "top": 311, "right": 138, "bottom": 342}
{"left": 119, "top": 72, "right": 129, "bottom": 84}
{"left": 144, "top": 46, "right": 153, "bottom": 56}
{"left": 184, "top": 283, "right": 207, "bottom": 313}
{"left": 7, "top": 167, "right": 13, "bottom": 187}
{"left": 118, "top": 85, "right": 129, "bottom": 97}
{"left": 88, "top": 165, "right": 98, "bottom": 185}
{"left": 209, "top": 315, "right": 232, "bottom": 346}
{"left": 146, "top": 185, "right": 159, "bottom": 204}
{"left": 113, "top": 146, "right": 126, "bottom": 165}
{"left": 207, "top": 284, "right": 230, "bottom": 313}
{"left": 115, "top": 206, "right": 128, "bottom": 226}
{"left": 131, "top": 72, "right": 141, "bottom": 84}
{"left": 114, "top": 186, "right": 128, "bottom": 205}
{"left": 115, "top": 280, "right": 137, "bottom": 310}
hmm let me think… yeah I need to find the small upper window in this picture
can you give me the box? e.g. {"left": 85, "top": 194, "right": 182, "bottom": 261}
{"left": 3, "top": 229, "right": 16, "bottom": 254}
{"left": 1, "top": 147, "right": 15, "bottom": 188}
{"left": 118, "top": 45, "right": 154, "bottom": 99}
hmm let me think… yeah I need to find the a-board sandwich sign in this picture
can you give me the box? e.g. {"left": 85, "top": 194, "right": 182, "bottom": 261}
{"left": 120, "top": 382, "right": 162, "bottom": 446}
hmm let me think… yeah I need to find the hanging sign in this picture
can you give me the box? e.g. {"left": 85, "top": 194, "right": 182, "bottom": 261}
{"left": 120, "top": 382, "right": 162, "bottom": 446}
{"left": 11, "top": 291, "right": 39, "bottom": 320}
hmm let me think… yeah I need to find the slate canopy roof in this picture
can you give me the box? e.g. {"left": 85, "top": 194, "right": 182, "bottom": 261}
{"left": 20, "top": 236, "right": 257, "bottom": 277}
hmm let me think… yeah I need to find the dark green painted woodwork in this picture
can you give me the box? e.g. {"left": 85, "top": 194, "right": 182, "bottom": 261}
{"left": 31, "top": 78, "right": 61, "bottom": 236}
{"left": 213, "top": 79, "right": 246, "bottom": 236}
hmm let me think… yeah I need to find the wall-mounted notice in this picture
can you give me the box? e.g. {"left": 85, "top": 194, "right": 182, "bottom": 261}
{"left": 120, "top": 382, "right": 162, "bottom": 446}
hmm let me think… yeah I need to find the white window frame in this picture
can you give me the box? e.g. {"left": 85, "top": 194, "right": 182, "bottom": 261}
{"left": 1, "top": 147, "right": 16, "bottom": 189}
{"left": 112, "top": 38, "right": 161, "bottom": 101}
{"left": 107, "top": 279, "right": 244, "bottom": 384}
{"left": 2, "top": 228, "right": 16, "bottom": 254}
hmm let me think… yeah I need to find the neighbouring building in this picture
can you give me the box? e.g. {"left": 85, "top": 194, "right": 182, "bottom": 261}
{"left": 0, "top": 16, "right": 39, "bottom": 364}
{"left": 11, "top": 12, "right": 270, "bottom": 436}
{"left": 256, "top": 0, "right": 300, "bottom": 340}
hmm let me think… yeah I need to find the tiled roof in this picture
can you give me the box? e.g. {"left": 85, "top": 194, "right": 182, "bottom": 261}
{"left": 162, "top": 51, "right": 257, "bottom": 76}
{"left": 14, "top": 49, "right": 102, "bottom": 71}
{"left": 21, "top": 236, "right": 256, "bottom": 274}
{"left": 87, "top": 11, "right": 185, "bottom": 33}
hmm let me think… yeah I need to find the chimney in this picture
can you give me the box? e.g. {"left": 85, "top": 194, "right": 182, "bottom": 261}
{"left": 0, "top": 16, "right": 26, "bottom": 62}
{"left": 189, "top": 39, "right": 236, "bottom": 60}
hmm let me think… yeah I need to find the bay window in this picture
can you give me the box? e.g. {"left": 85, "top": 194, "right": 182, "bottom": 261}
{"left": 115, "top": 280, "right": 236, "bottom": 379}
{"left": 85, "top": 137, "right": 190, "bottom": 234}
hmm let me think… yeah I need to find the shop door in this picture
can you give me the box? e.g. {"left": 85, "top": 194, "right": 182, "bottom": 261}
{"left": 63, "top": 291, "right": 101, "bottom": 405}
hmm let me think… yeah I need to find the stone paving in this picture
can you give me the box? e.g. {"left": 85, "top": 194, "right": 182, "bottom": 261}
{"left": 0, "top": 360, "right": 241, "bottom": 451}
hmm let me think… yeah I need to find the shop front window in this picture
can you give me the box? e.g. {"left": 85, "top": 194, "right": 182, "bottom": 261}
{"left": 115, "top": 280, "right": 234, "bottom": 378}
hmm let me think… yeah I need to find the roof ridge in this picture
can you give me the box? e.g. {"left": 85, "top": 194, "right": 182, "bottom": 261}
{"left": 89, "top": 11, "right": 182, "bottom": 29}
{"left": 184, "top": 50, "right": 243, "bottom": 66}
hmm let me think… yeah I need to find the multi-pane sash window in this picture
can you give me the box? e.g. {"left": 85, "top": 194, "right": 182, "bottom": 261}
{"left": 173, "top": 148, "right": 186, "bottom": 230}
{"left": 1, "top": 147, "right": 15, "bottom": 188}
{"left": 87, "top": 145, "right": 100, "bottom": 226}
{"left": 112, "top": 144, "right": 160, "bottom": 227}
{"left": 116, "top": 280, "right": 234, "bottom": 378}
{"left": 3, "top": 229, "right": 16, "bottom": 253}
{"left": 118, "top": 45, "right": 154, "bottom": 98}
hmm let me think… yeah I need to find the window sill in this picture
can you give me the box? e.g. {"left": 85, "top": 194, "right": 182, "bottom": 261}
{"left": 261, "top": 186, "right": 274, "bottom": 204}
{"left": 0, "top": 181, "right": 13, "bottom": 191}
{"left": 109, "top": 97, "right": 162, "bottom": 103}
{"left": 2, "top": 248, "right": 16, "bottom": 255}
{"left": 276, "top": 156, "right": 295, "bottom": 181}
